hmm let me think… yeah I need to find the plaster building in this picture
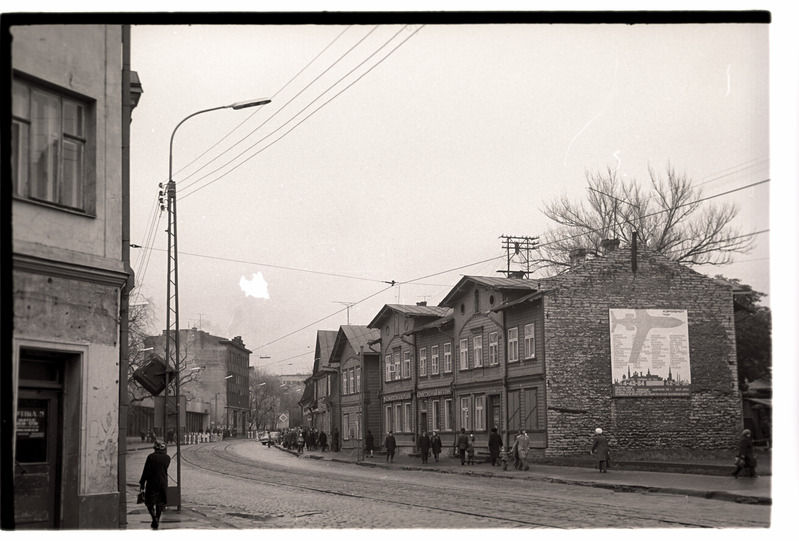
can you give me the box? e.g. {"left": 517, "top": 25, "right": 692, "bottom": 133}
{"left": 8, "top": 24, "right": 141, "bottom": 528}
{"left": 143, "top": 328, "right": 252, "bottom": 435}
{"left": 367, "top": 303, "right": 450, "bottom": 454}
{"left": 330, "top": 325, "right": 381, "bottom": 450}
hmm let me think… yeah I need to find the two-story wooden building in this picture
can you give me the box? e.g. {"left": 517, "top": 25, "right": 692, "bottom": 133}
{"left": 302, "top": 330, "right": 338, "bottom": 432}
{"left": 330, "top": 325, "right": 381, "bottom": 450}
{"left": 368, "top": 303, "right": 450, "bottom": 454}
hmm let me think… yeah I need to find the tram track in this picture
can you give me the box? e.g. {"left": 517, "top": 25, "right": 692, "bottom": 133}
{"left": 179, "top": 442, "right": 719, "bottom": 529}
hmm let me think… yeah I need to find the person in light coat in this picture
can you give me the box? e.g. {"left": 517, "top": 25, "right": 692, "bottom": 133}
{"left": 591, "top": 428, "right": 610, "bottom": 473}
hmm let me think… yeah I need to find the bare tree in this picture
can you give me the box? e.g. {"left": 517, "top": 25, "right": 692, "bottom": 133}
{"left": 536, "top": 164, "right": 755, "bottom": 273}
{"left": 249, "top": 370, "right": 282, "bottom": 431}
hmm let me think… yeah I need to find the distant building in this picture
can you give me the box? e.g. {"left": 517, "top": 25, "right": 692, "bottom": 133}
{"left": 143, "top": 328, "right": 251, "bottom": 434}
{"left": 9, "top": 24, "right": 140, "bottom": 528}
{"left": 302, "top": 330, "right": 338, "bottom": 432}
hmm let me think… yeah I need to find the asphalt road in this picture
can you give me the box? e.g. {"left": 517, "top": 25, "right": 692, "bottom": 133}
{"left": 129, "top": 439, "right": 771, "bottom": 529}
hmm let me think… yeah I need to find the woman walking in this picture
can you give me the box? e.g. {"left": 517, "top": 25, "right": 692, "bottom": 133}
{"left": 364, "top": 429, "right": 375, "bottom": 458}
{"left": 732, "top": 429, "right": 758, "bottom": 478}
{"left": 139, "top": 440, "right": 171, "bottom": 530}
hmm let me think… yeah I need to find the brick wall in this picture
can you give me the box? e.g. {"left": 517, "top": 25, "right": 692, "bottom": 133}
{"left": 543, "top": 246, "right": 741, "bottom": 457}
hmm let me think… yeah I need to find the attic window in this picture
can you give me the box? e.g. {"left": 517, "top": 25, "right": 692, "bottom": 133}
{"left": 489, "top": 295, "right": 495, "bottom": 306}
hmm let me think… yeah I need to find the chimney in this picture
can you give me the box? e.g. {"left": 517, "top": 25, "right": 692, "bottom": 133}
{"left": 416, "top": 301, "right": 427, "bottom": 306}
{"left": 569, "top": 248, "right": 587, "bottom": 267}
{"left": 600, "top": 238, "right": 620, "bottom": 254}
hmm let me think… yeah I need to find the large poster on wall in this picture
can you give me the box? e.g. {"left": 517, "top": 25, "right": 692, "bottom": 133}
{"left": 609, "top": 309, "right": 691, "bottom": 397}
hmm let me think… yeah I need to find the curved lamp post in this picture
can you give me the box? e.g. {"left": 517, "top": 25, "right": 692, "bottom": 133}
{"left": 163, "top": 97, "right": 271, "bottom": 511}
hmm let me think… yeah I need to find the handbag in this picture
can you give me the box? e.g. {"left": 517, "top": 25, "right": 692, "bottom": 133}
{"left": 137, "top": 490, "right": 145, "bottom": 504}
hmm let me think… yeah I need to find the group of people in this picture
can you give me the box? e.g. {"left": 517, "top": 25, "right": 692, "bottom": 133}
{"left": 281, "top": 426, "right": 339, "bottom": 453}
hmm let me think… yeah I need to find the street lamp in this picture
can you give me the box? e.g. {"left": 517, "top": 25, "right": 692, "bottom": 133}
{"left": 163, "top": 97, "right": 271, "bottom": 511}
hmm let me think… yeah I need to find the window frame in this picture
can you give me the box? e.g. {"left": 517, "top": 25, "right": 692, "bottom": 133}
{"left": 444, "top": 399, "right": 452, "bottom": 431}
{"left": 385, "top": 355, "right": 394, "bottom": 382}
{"left": 488, "top": 332, "right": 498, "bottom": 365}
{"left": 524, "top": 323, "right": 536, "bottom": 359}
{"left": 394, "top": 403, "right": 402, "bottom": 433}
{"left": 473, "top": 334, "right": 483, "bottom": 368}
{"left": 443, "top": 343, "right": 452, "bottom": 373}
{"left": 432, "top": 400, "right": 440, "bottom": 431}
{"left": 393, "top": 352, "right": 401, "bottom": 381}
{"left": 12, "top": 77, "right": 92, "bottom": 213}
{"left": 419, "top": 347, "right": 427, "bottom": 377}
{"left": 459, "top": 339, "right": 469, "bottom": 371}
{"left": 508, "top": 327, "right": 519, "bottom": 362}
{"left": 343, "top": 413, "right": 350, "bottom": 440}
{"left": 402, "top": 350, "right": 411, "bottom": 379}
{"left": 404, "top": 402, "right": 411, "bottom": 432}
{"left": 474, "top": 395, "right": 485, "bottom": 431}
{"left": 460, "top": 396, "right": 471, "bottom": 431}
{"left": 431, "top": 345, "right": 440, "bottom": 375}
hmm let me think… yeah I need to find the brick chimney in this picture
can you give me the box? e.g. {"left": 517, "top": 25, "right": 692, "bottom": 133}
{"left": 569, "top": 248, "right": 587, "bottom": 267}
{"left": 600, "top": 238, "right": 620, "bottom": 254}
{"left": 416, "top": 301, "right": 427, "bottom": 306}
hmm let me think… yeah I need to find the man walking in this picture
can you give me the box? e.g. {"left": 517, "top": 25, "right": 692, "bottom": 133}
{"left": 418, "top": 431, "right": 431, "bottom": 464}
{"left": 455, "top": 428, "right": 470, "bottom": 465}
{"left": 139, "top": 440, "right": 171, "bottom": 530}
{"left": 385, "top": 431, "right": 397, "bottom": 463}
{"left": 488, "top": 427, "right": 503, "bottom": 466}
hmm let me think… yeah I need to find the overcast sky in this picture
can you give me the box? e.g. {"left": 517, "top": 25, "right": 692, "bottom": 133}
{"left": 124, "top": 19, "right": 775, "bottom": 376}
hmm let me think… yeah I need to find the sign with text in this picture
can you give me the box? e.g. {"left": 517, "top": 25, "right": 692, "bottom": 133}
{"left": 609, "top": 309, "right": 691, "bottom": 397}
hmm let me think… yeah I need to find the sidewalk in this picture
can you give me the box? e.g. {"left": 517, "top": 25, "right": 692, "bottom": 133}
{"left": 281, "top": 445, "right": 772, "bottom": 506}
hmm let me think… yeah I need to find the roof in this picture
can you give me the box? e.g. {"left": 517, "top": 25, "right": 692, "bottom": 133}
{"left": 368, "top": 304, "right": 451, "bottom": 329}
{"left": 332, "top": 325, "right": 381, "bottom": 359}
{"left": 439, "top": 276, "right": 539, "bottom": 307}
{"left": 313, "top": 330, "right": 339, "bottom": 373}
{"left": 298, "top": 382, "right": 314, "bottom": 406}
{"left": 411, "top": 313, "right": 455, "bottom": 332}
{"left": 491, "top": 290, "right": 547, "bottom": 312}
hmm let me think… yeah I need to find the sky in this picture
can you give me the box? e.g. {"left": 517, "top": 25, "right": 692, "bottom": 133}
{"left": 126, "top": 17, "right": 772, "bottom": 377}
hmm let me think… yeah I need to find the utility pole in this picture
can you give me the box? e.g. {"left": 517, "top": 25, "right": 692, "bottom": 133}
{"left": 498, "top": 235, "right": 539, "bottom": 278}
{"left": 333, "top": 301, "right": 355, "bottom": 324}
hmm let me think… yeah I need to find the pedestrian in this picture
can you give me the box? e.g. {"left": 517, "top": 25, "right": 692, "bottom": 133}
{"left": 365, "top": 430, "right": 375, "bottom": 458}
{"left": 139, "top": 439, "right": 171, "bottom": 530}
{"left": 297, "top": 431, "right": 304, "bottom": 454}
{"left": 591, "top": 428, "right": 610, "bottom": 473}
{"left": 488, "top": 427, "right": 502, "bottom": 466}
{"left": 455, "top": 428, "right": 470, "bottom": 465}
{"left": 466, "top": 434, "right": 476, "bottom": 465}
{"left": 431, "top": 431, "right": 442, "bottom": 462}
{"left": 166, "top": 428, "right": 174, "bottom": 444}
{"left": 418, "top": 431, "right": 431, "bottom": 464}
{"left": 499, "top": 446, "right": 509, "bottom": 470}
{"left": 732, "top": 428, "right": 758, "bottom": 478}
{"left": 384, "top": 431, "right": 397, "bottom": 462}
{"left": 319, "top": 430, "right": 328, "bottom": 452}
{"left": 512, "top": 430, "right": 530, "bottom": 471}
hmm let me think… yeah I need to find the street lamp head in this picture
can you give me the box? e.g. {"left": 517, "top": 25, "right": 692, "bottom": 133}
{"left": 230, "top": 97, "right": 271, "bottom": 110}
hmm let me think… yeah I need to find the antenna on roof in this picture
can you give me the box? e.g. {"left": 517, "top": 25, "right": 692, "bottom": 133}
{"left": 498, "top": 235, "right": 539, "bottom": 278}
{"left": 333, "top": 301, "right": 355, "bottom": 324}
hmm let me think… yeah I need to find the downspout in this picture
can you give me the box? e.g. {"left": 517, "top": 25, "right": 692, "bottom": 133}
{"left": 119, "top": 24, "right": 133, "bottom": 530}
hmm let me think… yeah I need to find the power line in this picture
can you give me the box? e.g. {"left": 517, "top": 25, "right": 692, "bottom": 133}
{"left": 179, "top": 25, "right": 424, "bottom": 201}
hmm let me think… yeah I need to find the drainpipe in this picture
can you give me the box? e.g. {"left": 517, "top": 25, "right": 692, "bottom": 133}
{"left": 500, "top": 309, "right": 509, "bottom": 450}
{"left": 118, "top": 24, "right": 133, "bottom": 530}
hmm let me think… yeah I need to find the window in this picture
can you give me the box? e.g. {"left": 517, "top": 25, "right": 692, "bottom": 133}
{"left": 524, "top": 323, "right": 536, "bottom": 359}
{"left": 385, "top": 406, "right": 392, "bottom": 433}
{"left": 404, "top": 403, "right": 411, "bottom": 432}
{"left": 460, "top": 396, "right": 471, "bottom": 430}
{"left": 459, "top": 339, "right": 469, "bottom": 371}
{"left": 385, "top": 355, "right": 394, "bottom": 382}
{"left": 393, "top": 353, "right": 401, "bottom": 381}
{"left": 444, "top": 343, "right": 452, "bottom": 373}
{"left": 474, "top": 395, "right": 485, "bottom": 431}
{"left": 488, "top": 332, "right": 498, "bottom": 365}
{"left": 431, "top": 345, "right": 439, "bottom": 375}
{"left": 12, "top": 78, "right": 90, "bottom": 211}
{"left": 394, "top": 404, "right": 402, "bottom": 432}
{"left": 432, "top": 400, "right": 440, "bottom": 431}
{"left": 343, "top": 369, "right": 349, "bottom": 394}
{"left": 444, "top": 399, "right": 452, "bottom": 431}
{"left": 355, "top": 365, "right": 361, "bottom": 393}
{"left": 343, "top": 413, "right": 350, "bottom": 440}
{"left": 419, "top": 347, "right": 427, "bottom": 377}
{"left": 402, "top": 351, "right": 411, "bottom": 379}
{"left": 508, "top": 327, "right": 519, "bottom": 362}
{"left": 473, "top": 335, "right": 483, "bottom": 368}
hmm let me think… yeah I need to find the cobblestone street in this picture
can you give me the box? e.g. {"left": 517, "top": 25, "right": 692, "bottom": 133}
{"left": 125, "top": 440, "right": 770, "bottom": 529}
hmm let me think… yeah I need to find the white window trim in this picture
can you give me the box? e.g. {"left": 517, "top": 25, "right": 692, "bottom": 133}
{"left": 432, "top": 400, "right": 440, "bottom": 431}
{"left": 508, "top": 327, "right": 519, "bottom": 362}
{"left": 444, "top": 399, "right": 452, "bottom": 431}
{"left": 385, "top": 355, "right": 394, "bottom": 382}
{"left": 473, "top": 335, "right": 483, "bottom": 368}
{"left": 444, "top": 343, "right": 452, "bottom": 373}
{"left": 402, "top": 351, "right": 411, "bottom": 379}
{"left": 524, "top": 323, "right": 536, "bottom": 359}
{"left": 394, "top": 404, "right": 402, "bottom": 433}
{"left": 419, "top": 347, "right": 427, "bottom": 377}
{"left": 488, "top": 332, "right": 498, "bottom": 365}
{"left": 459, "top": 339, "right": 468, "bottom": 371}
{"left": 343, "top": 413, "right": 350, "bottom": 440}
{"left": 460, "top": 396, "right": 471, "bottom": 431}
{"left": 475, "top": 395, "right": 485, "bottom": 431}
{"left": 404, "top": 403, "right": 411, "bottom": 432}
{"left": 385, "top": 406, "right": 392, "bottom": 433}
{"left": 431, "top": 345, "right": 440, "bottom": 375}
{"left": 393, "top": 353, "right": 401, "bottom": 381}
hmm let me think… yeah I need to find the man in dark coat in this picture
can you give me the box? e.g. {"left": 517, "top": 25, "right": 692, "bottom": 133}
{"left": 733, "top": 428, "right": 757, "bottom": 478}
{"left": 488, "top": 427, "right": 503, "bottom": 466}
{"left": 139, "top": 440, "right": 171, "bottom": 529}
{"left": 431, "top": 431, "right": 442, "bottom": 462}
{"left": 384, "top": 431, "right": 397, "bottom": 463}
{"left": 418, "top": 431, "right": 431, "bottom": 464}
{"left": 591, "top": 428, "right": 610, "bottom": 473}
{"left": 319, "top": 430, "right": 328, "bottom": 452}
{"left": 456, "top": 428, "right": 470, "bottom": 465}
{"left": 364, "top": 430, "right": 375, "bottom": 458}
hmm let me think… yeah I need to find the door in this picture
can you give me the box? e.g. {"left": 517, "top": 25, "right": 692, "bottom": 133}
{"left": 14, "top": 389, "right": 61, "bottom": 529}
{"left": 490, "top": 395, "right": 501, "bottom": 431}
